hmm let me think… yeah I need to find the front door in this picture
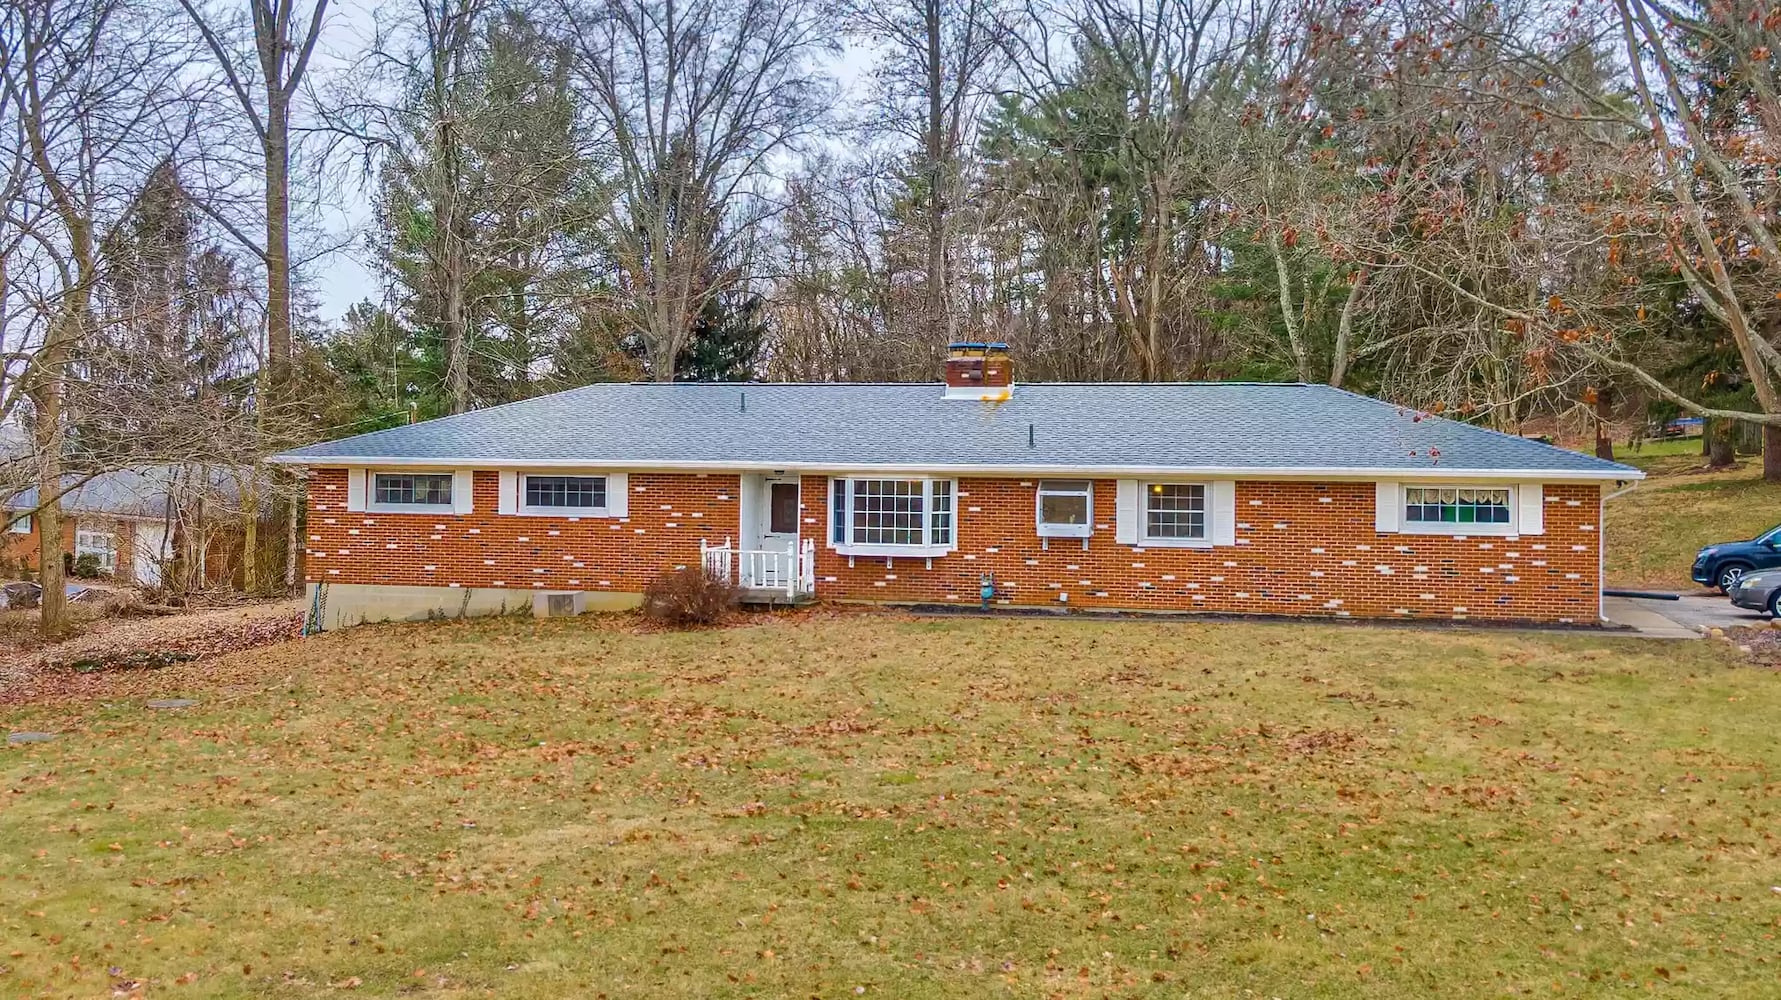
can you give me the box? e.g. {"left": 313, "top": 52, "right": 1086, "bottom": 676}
{"left": 753, "top": 478, "right": 800, "bottom": 588}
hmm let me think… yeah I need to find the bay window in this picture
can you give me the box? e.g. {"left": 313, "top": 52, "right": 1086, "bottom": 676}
{"left": 829, "top": 477, "right": 956, "bottom": 554}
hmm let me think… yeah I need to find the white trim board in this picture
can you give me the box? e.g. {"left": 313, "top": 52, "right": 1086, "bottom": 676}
{"left": 274, "top": 455, "right": 1642, "bottom": 483}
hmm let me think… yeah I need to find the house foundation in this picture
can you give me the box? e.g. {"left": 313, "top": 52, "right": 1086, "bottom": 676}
{"left": 304, "top": 582, "right": 641, "bottom": 631}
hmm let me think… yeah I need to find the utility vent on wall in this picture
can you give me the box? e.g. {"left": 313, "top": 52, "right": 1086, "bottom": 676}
{"left": 534, "top": 591, "right": 588, "bottom": 619}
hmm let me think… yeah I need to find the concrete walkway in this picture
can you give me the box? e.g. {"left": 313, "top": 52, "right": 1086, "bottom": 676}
{"left": 1601, "top": 597, "right": 1702, "bottom": 639}
{"left": 1601, "top": 592, "right": 1772, "bottom": 639}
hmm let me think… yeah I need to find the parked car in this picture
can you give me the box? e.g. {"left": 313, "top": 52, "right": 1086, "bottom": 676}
{"left": 1728, "top": 570, "right": 1781, "bottom": 616}
{"left": 1691, "top": 525, "right": 1781, "bottom": 591}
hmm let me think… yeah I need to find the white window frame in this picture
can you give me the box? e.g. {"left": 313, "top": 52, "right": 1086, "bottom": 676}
{"left": 518, "top": 473, "right": 610, "bottom": 517}
{"left": 367, "top": 470, "right": 457, "bottom": 515}
{"left": 6, "top": 512, "right": 30, "bottom": 534}
{"left": 75, "top": 529, "right": 117, "bottom": 573}
{"left": 828, "top": 476, "right": 957, "bottom": 557}
{"left": 1399, "top": 483, "right": 1518, "bottom": 536}
{"left": 1035, "top": 479, "right": 1094, "bottom": 538}
{"left": 1140, "top": 480, "right": 1213, "bottom": 548}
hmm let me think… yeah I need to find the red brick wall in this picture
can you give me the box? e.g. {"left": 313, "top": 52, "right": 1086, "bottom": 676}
{"left": 305, "top": 469, "right": 1603, "bottom": 623}
{"left": 804, "top": 477, "right": 1601, "bottom": 623}
{"left": 0, "top": 514, "right": 136, "bottom": 580}
{"left": 304, "top": 469, "right": 741, "bottom": 591}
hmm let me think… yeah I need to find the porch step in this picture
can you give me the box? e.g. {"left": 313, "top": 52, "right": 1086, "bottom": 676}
{"left": 735, "top": 587, "right": 816, "bottom": 607}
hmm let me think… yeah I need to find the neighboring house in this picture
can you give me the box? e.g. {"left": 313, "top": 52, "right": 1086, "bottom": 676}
{"left": 3, "top": 464, "right": 248, "bottom": 588}
{"left": 273, "top": 343, "right": 1643, "bottom": 630}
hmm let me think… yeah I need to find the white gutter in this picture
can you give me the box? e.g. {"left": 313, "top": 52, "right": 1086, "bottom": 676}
{"left": 264, "top": 453, "right": 1643, "bottom": 483}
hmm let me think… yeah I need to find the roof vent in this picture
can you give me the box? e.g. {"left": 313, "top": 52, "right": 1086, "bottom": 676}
{"left": 943, "top": 341, "right": 1013, "bottom": 401}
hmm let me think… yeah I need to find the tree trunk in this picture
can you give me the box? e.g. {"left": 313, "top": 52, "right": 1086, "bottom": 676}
{"left": 242, "top": 471, "right": 259, "bottom": 594}
{"left": 436, "top": 78, "right": 474, "bottom": 412}
{"left": 1270, "top": 233, "right": 1310, "bottom": 382}
{"left": 1593, "top": 386, "right": 1614, "bottom": 460}
{"left": 285, "top": 484, "right": 299, "bottom": 591}
{"left": 32, "top": 305, "right": 78, "bottom": 637}
{"left": 264, "top": 99, "right": 292, "bottom": 382}
{"left": 1765, "top": 424, "right": 1781, "bottom": 483}
{"left": 444, "top": 246, "right": 470, "bottom": 412}
{"left": 924, "top": 0, "right": 947, "bottom": 343}
{"left": 34, "top": 408, "right": 66, "bottom": 638}
{"left": 1329, "top": 267, "right": 1367, "bottom": 389}
{"left": 1707, "top": 419, "right": 1736, "bottom": 468}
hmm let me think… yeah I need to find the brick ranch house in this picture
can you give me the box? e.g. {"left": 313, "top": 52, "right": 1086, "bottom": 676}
{"left": 1, "top": 467, "right": 235, "bottom": 588}
{"left": 3, "top": 465, "right": 250, "bottom": 588}
{"left": 275, "top": 344, "right": 1642, "bottom": 630}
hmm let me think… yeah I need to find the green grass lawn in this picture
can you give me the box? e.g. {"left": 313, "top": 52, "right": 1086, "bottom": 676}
{"left": 1604, "top": 447, "right": 1781, "bottom": 590}
{"left": 3, "top": 613, "right": 1779, "bottom": 997}
{"left": 1613, "top": 436, "right": 1707, "bottom": 467}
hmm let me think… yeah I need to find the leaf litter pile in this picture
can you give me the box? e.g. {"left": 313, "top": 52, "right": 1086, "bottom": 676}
{"left": 1, "top": 613, "right": 1778, "bottom": 997}
{"left": 0, "top": 600, "right": 304, "bottom": 700}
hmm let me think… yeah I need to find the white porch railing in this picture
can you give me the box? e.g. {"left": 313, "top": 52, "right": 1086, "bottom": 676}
{"left": 700, "top": 537, "right": 816, "bottom": 600}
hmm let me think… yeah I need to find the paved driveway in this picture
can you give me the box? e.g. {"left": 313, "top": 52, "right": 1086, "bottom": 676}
{"left": 1603, "top": 592, "right": 1767, "bottom": 639}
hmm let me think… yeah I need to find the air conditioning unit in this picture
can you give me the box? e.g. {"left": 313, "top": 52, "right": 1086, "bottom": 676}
{"left": 533, "top": 591, "right": 588, "bottom": 619}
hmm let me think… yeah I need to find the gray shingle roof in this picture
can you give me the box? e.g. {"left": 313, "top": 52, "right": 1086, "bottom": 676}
{"left": 7, "top": 464, "right": 248, "bottom": 518}
{"left": 273, "top": 382, "right": 1642, "bottom": 480}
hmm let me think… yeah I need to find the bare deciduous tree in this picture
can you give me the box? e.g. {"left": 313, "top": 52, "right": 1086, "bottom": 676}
{"left": 175, "top": 0, "right": 330, "bottom": 385}
{"left": 849, "top": 0, "right": 1007, "bottom": 346}
{"left": 555, "top": 0, "right": 835, "bottom": 380}
{"left": 1, "top": 0, "right": 195, "bottom": 633}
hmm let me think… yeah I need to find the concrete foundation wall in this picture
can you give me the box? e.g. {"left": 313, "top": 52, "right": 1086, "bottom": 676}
{"left": 307, "top": 582, "right": 641, "bottom": 631}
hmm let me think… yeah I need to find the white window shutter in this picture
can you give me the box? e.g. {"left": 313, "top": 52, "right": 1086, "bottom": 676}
{"left": 1374, "top": 481, "right": 1400, "bottom": 533}
{"left": 607, "top": 473, "right": 629, "bottom": 517}
{"left": 1115, "top": 480, "right": 1140, "bottom": 544}
{"left": 1518, "top": 483, "right": 1544, "bottom": 535}
{"left": 346, "top": 469, "right": 367, "bottom": 512}
{"left": 498, "top": 471, "right": 518, "bottom": 515}
{"left": 452, "top": 470, "right": 474, "bottom": 514}
{"left": 1211, "top": 481, "right": 1237, "bottom": 546}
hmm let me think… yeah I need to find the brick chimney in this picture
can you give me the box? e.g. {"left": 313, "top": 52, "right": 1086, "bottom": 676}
{"left": 943, "top": 341, "right": 1013, "bottom": 400}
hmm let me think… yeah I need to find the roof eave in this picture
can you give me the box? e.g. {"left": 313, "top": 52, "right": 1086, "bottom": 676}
{"left": 266, "top": 453, "right": 1642, "bottom": 482}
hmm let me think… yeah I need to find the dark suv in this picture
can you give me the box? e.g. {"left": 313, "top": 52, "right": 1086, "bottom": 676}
{"left": 1692, "top": 525, "right": 1781, "bottom": 591}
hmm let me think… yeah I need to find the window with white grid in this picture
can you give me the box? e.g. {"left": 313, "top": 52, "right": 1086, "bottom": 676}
{"left": 1143, "top": 483, "right": 1207, "bottom": 541}
{"left": 1401, "top": 485, "right": 1515, "bottom": 534}
{"left": 852, "top": 479, "right": 924, "bottom": 544}
{"left": 373, "top": 473, "right": 452, "bottom": 507}
{"left": 75, "top": 530, "right": 116, "bottom": 573}
{"left": 829, "top": 478, "right": 957, "bottom": 552}
{"left": 1404, "top": 486, "right": 1510, "bottom": 526}
{"left": 521, "top": 475, "right": 606, "bottom": 514}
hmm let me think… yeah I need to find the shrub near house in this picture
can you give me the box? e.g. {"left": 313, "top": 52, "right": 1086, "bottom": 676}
{"left": 275, "top": 343, "right": 1641, "bottom": 630}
